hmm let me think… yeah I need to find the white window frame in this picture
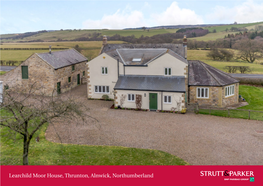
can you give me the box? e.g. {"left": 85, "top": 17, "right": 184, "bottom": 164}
{"left": 164, "top": 95, "right": 172, "bottom": 104}
{"left": 197, "top": 87, "right": 209, "bottom": 98}
{"left": 164, "top": 67, "right": 171, "bottom": 76}
{"left": 94, "top": 85, "right": 110, "bottom": 94}
{"left": 127, "top": 94, "right": 135, "bottom": 102}
{"left": 225, "top": 85, "right": 235, "bottom": 97}
{"left": 101, "top": 67, "right": 108, "bottom": 75}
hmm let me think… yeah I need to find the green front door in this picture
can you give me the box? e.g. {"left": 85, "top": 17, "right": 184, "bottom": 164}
{"left": 149, "top": 93, "right": 158, "bottom": 110}
{"left": 77, "top": 74, "right": 80, "bottom": 85}
{"left": 57, "top": 82, "right": 61, "bottom": 94}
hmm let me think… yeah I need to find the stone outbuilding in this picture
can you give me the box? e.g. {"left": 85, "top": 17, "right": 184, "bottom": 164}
{"left": 188, "top": 60, "right": 239, "bottom": 107}
{"left": 2, "top": 48, "right": 87, "bottom": 96}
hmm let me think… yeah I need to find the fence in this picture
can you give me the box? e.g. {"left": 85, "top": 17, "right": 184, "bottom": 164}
{"left": 198, "top": 108, "right": 263, "bottom": 121}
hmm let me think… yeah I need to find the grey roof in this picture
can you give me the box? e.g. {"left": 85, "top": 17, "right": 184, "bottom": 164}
{"left": 102, "top": 43, "right": 187, "bottom": 65}
{"left": 114, "top": 75, "right": 186, "bottom": 92}
{"left": 37, "top": 49, "right": 87, "bottom": 69}
{"left": 188, "top": 60, "right": 239, "bottom": 86}
{"left": 116, "top": 48, "right": 167, "bottom": 65}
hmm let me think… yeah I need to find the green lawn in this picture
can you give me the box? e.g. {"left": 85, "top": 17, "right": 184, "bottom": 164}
{"left": 0, "top": 110, "right": 187, "bottom": 165}
{"left": 199, "top": 85, "right": 263, "bottom": 121}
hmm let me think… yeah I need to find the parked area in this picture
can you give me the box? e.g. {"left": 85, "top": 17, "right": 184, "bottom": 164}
{"left": 46, "top": 84, "right": 263, "bottom": 165}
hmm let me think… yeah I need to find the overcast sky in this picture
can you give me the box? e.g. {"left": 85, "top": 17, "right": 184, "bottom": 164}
{"left": 1, "top": 0, "right": 263, "bottom": 34}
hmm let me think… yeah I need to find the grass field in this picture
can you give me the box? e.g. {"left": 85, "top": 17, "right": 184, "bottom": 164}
{"left": 1, "top": 42, "right": 263, "bottom": 74}
{"left": 187, "top": 50, "right": 263, "bottom": 74}
{"left": 199, "top": 85, "right": 263, "bottom": 121}
{"left": 1, "top": 29, "right": 178, "bottom": 43}
{"left": 1, "top": 22, "right": 262, "bottom": 43}
{"left": 0, "top": 41, "right": 124, "bottom": 61}
{"left": 0, "top": 111, "right": 187, "bottom": 165}
{"left": 205, "top": 22, "right": 263, "bottom": 33}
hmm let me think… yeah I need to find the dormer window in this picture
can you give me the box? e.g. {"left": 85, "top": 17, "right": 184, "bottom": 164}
{"left": 165, "top": 68, "right": 171, "bottom": 76}
{"left": 102, "top": 67, "right": 108, "bottom": 75}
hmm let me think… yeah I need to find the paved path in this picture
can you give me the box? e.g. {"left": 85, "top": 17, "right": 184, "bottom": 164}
{"left": 46, "top": 85, "right": 263, "bottom": 165}
{"left": 0, "top": 66, "right": 16, "bottom": 71}
{"left": 230, "top": 73, "right": 263, "bottom": 78}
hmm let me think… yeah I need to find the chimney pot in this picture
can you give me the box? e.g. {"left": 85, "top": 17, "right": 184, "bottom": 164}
{"left": 49, "top": 45, "right": 52, "bottom": 54}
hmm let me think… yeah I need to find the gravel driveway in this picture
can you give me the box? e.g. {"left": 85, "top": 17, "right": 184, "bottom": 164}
{"left": 46, "top": 85, "right": 263, "bottom": 165}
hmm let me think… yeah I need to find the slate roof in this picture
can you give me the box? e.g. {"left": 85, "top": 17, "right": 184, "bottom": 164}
{"left": 188, "top": 60, "right": 239, "bottom": 86}
{"left": 116, "top": 48, "right": 167, "bottom": 65}
{"left": 114, "top": 75, "right": 186, "bottom": 92}
{"left": 102, "top": 43, "right": 187, "bottom": 65}
{"left": 36, "top": 49, "right": 87, "bottom": 69}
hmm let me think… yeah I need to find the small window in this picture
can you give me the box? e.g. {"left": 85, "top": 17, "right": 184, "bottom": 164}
{"left": 128, "top": 94, "right": 135, "bottom": 102}
{"left": 165, "top": 68, "right": 171, "bottom": 75}
{"left": 197, "top": 87, "right": 209, "bottom": 98}
{"left": 102, "top": 67, "right": 108, "bottom": 74}
{"left": 164, "top": 95, "right": 172, "bottom": 103}
{"left": 83, "top": 71, "right": 85, "bottom": 76}
{"left": 225, "top": 85, "right": 235, "bottom": 97}
{"left": 68, "top": 77, "right": 71, "bottom": 83}
{"left": 72, "top": 65, "right": 75, "bottom": 71}
{"left": 94, "top": 85, "right": 110, "bottom": 93}
{"left": 21, "top": 66, "right": 28, "bottom": 79}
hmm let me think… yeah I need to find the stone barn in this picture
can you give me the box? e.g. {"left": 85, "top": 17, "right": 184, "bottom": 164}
{"left": 188, "top": 60, "right": 239, "bottom": 107}
{"left": 2, "top": 48, "right": 87, "bottom": 96}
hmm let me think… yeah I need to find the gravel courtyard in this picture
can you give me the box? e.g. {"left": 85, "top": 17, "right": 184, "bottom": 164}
{"left": 46, "top": 85, "right": 263, "bottom": 165}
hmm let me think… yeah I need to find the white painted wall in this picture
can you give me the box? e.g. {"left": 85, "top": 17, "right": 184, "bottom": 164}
{"left": 115, "top": 89, "right": 184, "bottom": 111}
{"left": 124, "top": 53, "right": 187, "bottom": 77}
{"left": 87, "top": 53, "right": 121, "bottom": 99}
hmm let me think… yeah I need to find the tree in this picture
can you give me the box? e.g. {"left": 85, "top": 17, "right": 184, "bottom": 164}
{"left": 0, "top": 83, "right": 91, "bottom": 165}
{"left": 213, "top": 29, "right": 216, "bottom": 33}
{"left": 233, "top": 38, "right": 263, "bottom": 63}
{"left": 142, "top": 26, "right": 146, "bottom": 31}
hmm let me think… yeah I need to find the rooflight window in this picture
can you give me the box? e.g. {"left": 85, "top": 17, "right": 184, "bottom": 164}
{"left": 132, "top": 58, "right": 141, "bottom": 62}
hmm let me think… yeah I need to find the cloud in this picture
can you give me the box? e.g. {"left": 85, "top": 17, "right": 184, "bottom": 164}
{"left": 152, "top": 2, "right": 204, "bottom": 25}
{"left": 82, "top": 9, "right": 145, "bottom": 29}
{"left": 207, "top": 0, "right": 263, "bottom": 23}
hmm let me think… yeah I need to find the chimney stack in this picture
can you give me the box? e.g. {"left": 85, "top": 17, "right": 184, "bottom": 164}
{"left": 103, "top": 35, "right": 107, "bottom": 45}
{"left": 49, "top": 45, "right": 52, "bottom": 54}
{"left": 183, "top": 35, "right": 187, "bottom": 59}
{"left": 183, "top": 35, "right": 187, "bottom": 47}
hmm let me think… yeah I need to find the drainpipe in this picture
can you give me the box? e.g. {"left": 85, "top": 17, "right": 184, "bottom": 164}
{"left": 161, "top": 92, "right": 163, "bottom": 111}
{"left": 117, "top": 59, "right": 119, "bottom": 77}
{"left": 123, "top": 65, "right": 125, "bottom": 76}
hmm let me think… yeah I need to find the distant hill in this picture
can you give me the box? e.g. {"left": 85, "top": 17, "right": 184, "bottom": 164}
{"left": 124, "top": 24, "right": 227, "bottom": 30}
{"left": 1, "top": 21, "right": 262, "bottom": 43}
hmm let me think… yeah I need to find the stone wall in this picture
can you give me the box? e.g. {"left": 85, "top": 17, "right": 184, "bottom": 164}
{"left": 189, "top": 84, "right": 239, "bottom": 107}
{"left": 189, "top": 86, "right": 222, "bottom": 107}
{"left": 55, "top": 61, "right": 86, "bottom": 95}
{"left": 1, "top": 54, "right": 87, "bottom": 96}
{"left": 222, "top": 83, "right": 239, "bottom": 107}
{"left": 1, "top": 54, "right": 56, "bottom": 95}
